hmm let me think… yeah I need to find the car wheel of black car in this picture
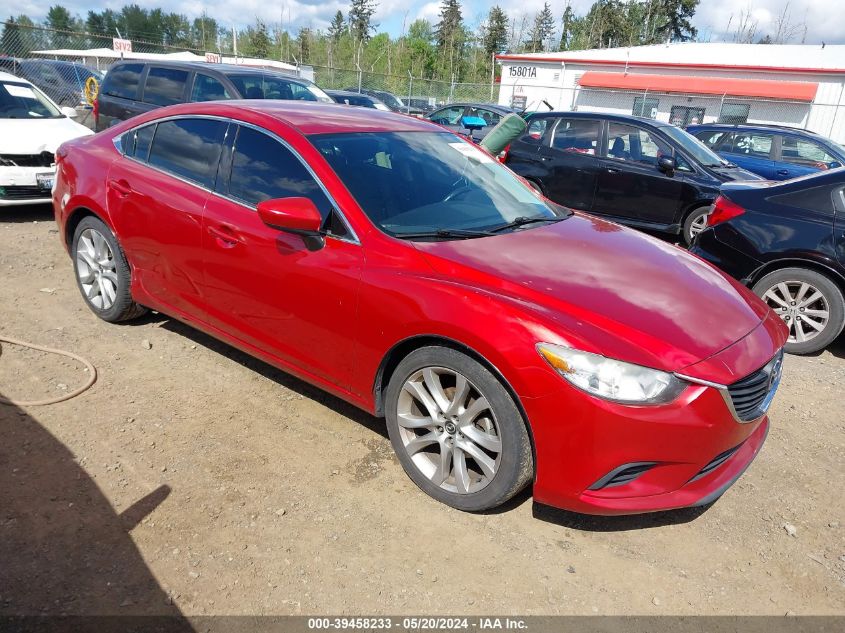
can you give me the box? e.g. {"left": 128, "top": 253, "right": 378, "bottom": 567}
{"left": 683, "top": 205, "right": 712, "bottom": 245}
{"left": 752, "top": 268, "right": 845, "bottom": 355}
{"left": 72, "top": 216, "right": 148, "bottom": 323}
{"left": 385, "top": 346, "right": 533, "bottom": 512}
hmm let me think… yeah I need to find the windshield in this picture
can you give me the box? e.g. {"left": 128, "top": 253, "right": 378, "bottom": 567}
{"left": 0, "top": 81, "right": 61, "bottom": 119}
{"left": 228, "top": 74, "right": 332, "bottom": 103}
{"left": 311, "top": 131, "right": 563, "bottom": 238}
{"left": 661, "top": 124, "right": 727, "bottom": 167}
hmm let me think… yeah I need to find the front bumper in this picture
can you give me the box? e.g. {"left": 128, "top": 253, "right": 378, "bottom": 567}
{"left": 524, "top": 314, "right": 786, "bottom": 516}
{"left": 0, "top": 166, "right": 56, "bottom": 206}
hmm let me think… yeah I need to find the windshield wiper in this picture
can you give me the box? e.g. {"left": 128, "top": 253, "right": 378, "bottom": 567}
{"left": 391, "top": 227, "right": 497, "bottom": 240}
{"left": 489, "top": 215, "right": 563, "bottom": 233}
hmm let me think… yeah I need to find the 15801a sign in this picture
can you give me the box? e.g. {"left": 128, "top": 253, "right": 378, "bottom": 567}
{"left": 508, "top": 66, "right": 537, "bottom": 78}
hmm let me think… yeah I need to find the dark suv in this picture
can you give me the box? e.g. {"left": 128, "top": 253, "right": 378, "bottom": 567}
{"left": 95, "top": 61, "right": 331, "bottom": 131}
{"left": 506, "top": 112, "right": 760, "bottom": 244}
{"left": 687, "top": 123, "right": 845, "bottom": 180}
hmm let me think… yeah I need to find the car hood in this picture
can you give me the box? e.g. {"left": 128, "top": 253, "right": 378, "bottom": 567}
{"left": 0, "top": 117, "right": 92, "bottom": 154}
{"left": 412, "top": 213, "right": 770, "bottom": 373}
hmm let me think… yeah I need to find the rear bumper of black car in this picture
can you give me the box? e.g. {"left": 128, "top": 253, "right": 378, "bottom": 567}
{"left": 690, "top": 228, "right": 763, "bottom": 284}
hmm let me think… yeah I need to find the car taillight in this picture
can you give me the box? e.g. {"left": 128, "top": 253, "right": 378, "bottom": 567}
{"left": 498, "top": 144, "right": 510, "bottom": 163}
{"left": 92, "top": 98, "right": 99, "bottom": 127}
{"left": 707, "top": 195, "right": 745, "bottom": 227}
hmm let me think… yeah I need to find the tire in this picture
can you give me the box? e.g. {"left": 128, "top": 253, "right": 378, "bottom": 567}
{"left": 682, "top": 205, "right": 712, "bottom": 245}
{"left": 752, "top": 267, "right": 845, "bottom": 355}
{"left": 384, "top": 346, "right": 533, "bottom": 512}
{"left": 71, "top": 216, "right": 147, "bottom": 323}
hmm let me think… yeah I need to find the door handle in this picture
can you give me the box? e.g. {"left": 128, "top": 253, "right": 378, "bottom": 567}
{"left": 605, "top": 167, "right": 620, "bottom": 174}
{"left": 776, "top": 169, "right": 790, "bottom": 176}
{"left": 108, "top": 179, "right": 132, "bottom": 197}
{"left": 207, "top": 225, "right": 242, "bottom": 248}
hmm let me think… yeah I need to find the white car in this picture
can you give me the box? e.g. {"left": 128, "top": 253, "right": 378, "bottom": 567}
{"left": 0, "top": 71, "right": 93, "bottom": 207}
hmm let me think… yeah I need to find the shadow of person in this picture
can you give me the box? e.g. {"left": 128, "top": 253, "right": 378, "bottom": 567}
{"left": 0, "top": 395, "right": 192, "bottom": 628}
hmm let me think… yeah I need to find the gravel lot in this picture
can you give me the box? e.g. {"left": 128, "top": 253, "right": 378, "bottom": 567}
{"left": 1, "top": 204, "right": 844, "bottom": 616}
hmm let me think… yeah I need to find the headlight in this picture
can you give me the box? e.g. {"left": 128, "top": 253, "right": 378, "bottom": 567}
{"left": 537, "top": 343, "right": 687, "bottom": 405}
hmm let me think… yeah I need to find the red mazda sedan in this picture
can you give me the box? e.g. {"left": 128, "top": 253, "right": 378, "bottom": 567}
{"left": 53, "top": 102, "right": 788, "bottom": 515}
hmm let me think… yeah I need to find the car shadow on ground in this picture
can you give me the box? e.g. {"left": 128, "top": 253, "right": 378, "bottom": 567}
{"left": 0, "top": 394, "right": 193, "bottom": 625}
{"left": 157, "top": 318, "right": 389, "bottom": 440}
{"left": 531, "top": 501, "right": 712, "bottom": 532}
{"left": 0, "top": 203, "right": 54, "bottom": 223}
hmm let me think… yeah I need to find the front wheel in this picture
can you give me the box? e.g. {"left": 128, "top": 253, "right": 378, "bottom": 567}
{"left": 752, "top": 267, "right": 845, "bottom": 354}
{"left": 384, "top": 346, "right": 533, "bottom": 512}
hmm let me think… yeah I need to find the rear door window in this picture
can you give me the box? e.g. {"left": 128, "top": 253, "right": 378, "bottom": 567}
{"left": 728, "top": 132, "right": 774, "bottom": 158}
{"left": 780, "top": 137, "right": 839, "bottom": 168}
{"left": 467, "top": 107, "right": 502, "bottom": 127}
{"left": 121, "top": 124, "right": 155, "bottom": 161}
{"left": 191, "top": 74, "right": 233, "bottom": 102}
{"left": 551, "top": 118, "right": 600, "bottom": 155}
{"left": 606, "top": 122, "right": 671, "bottom": 165}
{"left": 147, "top": 118, "right": 228, "bottom": 188}
{"left": 143, "top": 67, "right": 189, "bottom": 106}
{"left": 102, "top": 63, "right": 144, "bottom": 99}
{"left": 521, "top": 118, "right": 549, "bottom": 143}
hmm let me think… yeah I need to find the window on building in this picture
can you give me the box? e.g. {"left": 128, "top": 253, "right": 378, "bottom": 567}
{"left": 669, "top": 106, "right": 705, "bottom": 127}
{"left": 719, "top": 102, "right": 751, "bottom": 124}
{"left": 632, "top": 96, "right": 659, "bottom": 119}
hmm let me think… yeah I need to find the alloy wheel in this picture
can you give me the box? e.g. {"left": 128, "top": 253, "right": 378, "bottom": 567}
{"left": 396, "top": 367, "right": 502, "bottom": 495}
{"left": 688, "top": 212, "right": 710, "bottom": 239}
{"left": 76, "top": 228, "right": 118, "bottom": 310}
{"left": 763, "top": 281, "right": 830, "bottom": 344}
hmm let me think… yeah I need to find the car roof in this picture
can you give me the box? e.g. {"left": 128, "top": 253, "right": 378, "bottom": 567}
{"left": 112, "top": 59, "right": 310, "bottom": 81}
{"left": 529, "top": 111, "right": 668, "bottom": 126}
{"left": 0, "top": 70, "right": 31, "bottom": 84}
{"left": 687, "top": 122, "right": 824, "bottom": 137}
{"left": 140, "top": 100, "right": 439, "bottom": 135}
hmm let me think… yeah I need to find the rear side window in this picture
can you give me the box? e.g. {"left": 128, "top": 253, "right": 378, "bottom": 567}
{"left": 121, "top": 124, "right": 155, "bottom": 161}
{"left": 148, "top": 118, "right": 228, "bottom": 188}
{"left": 780, "top": 137, "right": 840, "bottom": 168}
{"left": 191, "top": 74, "right": 233, "bottom": 102}
{"left": 551, "top": 118, "right": 600, "bottom": 154}
{"left": 606, "top": 122, "right": 672, "bottom": 166}
{"left": 727, "top": 132, "right": 773, "bottom": 158}
{"left": 227, "top": 126, "right": 331, "bottom": 218}
{"left": 143, "top": 67, "right": 189, "bottom": 106}
{"left": 467, "top": 107, "right": 502, "bottom": 127}
{"left": 768, "top": 185, "right": 835, "bottom": 214}
{"left": 102, "top": 63, "right": 144, "bottom": 99}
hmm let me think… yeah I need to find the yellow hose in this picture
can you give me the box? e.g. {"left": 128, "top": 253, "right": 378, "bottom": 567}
{"left": 0, "top": 336, "right": 97, "bottom": 406}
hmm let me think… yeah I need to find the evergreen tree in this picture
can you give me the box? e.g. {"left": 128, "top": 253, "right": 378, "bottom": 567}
{"left": 328, "top": 10, "right": 345, "bottom": 42}
{"left": 348, "top": 0, "right": 376, "bottom": 43}
{"left": 45, "top": 6, "right": 73, "bottom": 31}
{"left": 559, "top": 3, "right": 575, "bottom": 50}
{"left": 434, "top": 0, "right": 464, "bottom": 77}
{"left": 243, "top": 19, "right": 272, "bottom": 58}
{"left": 525, "top": 2, "right": 555, "bottom": 52}
{"left": 655, "top": 0, "right": 698, "bottom": 42}
{"left": 482, "top": 6, "right": 508, "bottom": 58}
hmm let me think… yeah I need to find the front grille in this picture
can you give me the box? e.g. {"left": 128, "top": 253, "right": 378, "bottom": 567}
{"left": 0, "top": 185, "right": 49, "bottom": 200}
{"left": 0, "top": 152, "right": 55, "bottom": 167}
{"left": 588, "top": 462, "right": 657, "bottom": 490}
{"left": 726, "top": 351, "right": 784, "bottom": 422}
{"left": 689, "top": 443, "right": 742, "bottom": 482}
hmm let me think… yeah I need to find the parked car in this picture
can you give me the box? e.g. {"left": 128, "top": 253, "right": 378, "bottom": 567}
{"left": 95, "top": 61, "right": 332, "bottom": 131}
{"left": 342, "top": 87, "right": 405, "bottom": 112}
{"left": 505, "top": 112, "right": 762, "bottom": 244}
{"left": 326, "top": 89, "right": 389, "bottom": 110}
{"left": 687, "top": 123, "right": 845, "bottom": 181}
{"left": 15, "top": 59, "right": 103, "bottom": 107}
{"left": 0, "top": 71, "right": 92, "bottom": 207}
{"left": 690, "top": 170, "right": 845, "bottom": 354}
{"left": 427, "top": 103, "right": 516, "bottom": 141}
{"left": 403, "top": 97, "right": 436, "bottom": 116}
{"left": 53, "top": 101, "right": 787, "bottom": 515}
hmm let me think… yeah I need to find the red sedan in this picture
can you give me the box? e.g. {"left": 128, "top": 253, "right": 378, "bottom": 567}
{"left": 53, "top": 102, "right": 788, "bottom": 515}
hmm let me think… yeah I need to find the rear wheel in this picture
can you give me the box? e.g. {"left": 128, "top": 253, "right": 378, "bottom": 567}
{"left": 752, "top": 267, "right": 845, "bottom": 354}
{"left": 72, "top": 216, "right": 147, "bottom": 323}
{"left": 384, "top": 346, "right": 533, "bottom": 512}
{"left": 683, "top": 205, "right": 712, "bottom": 245}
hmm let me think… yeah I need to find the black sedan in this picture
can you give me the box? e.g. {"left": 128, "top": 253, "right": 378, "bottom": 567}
{"left": 326, "top": 89, "right": 390, "bottom": 110}
{"left": 691, "top": 170, "right": 845, "bottom": 354}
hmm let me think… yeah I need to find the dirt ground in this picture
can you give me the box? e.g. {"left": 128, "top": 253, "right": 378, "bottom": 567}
{"left": 1, "top": 203, "right": 843, "bottom": 617}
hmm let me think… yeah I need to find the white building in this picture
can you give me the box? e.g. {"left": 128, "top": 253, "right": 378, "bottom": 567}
{"left": 497, "top": 43, "right": 845, "bottom": 143}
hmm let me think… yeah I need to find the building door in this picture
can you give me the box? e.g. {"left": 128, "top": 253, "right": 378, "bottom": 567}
{"left": 669, "top": 106, "right": 706, "bottom": 127}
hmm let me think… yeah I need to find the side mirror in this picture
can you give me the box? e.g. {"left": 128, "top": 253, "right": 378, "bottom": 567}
{"left": 257, "top": 197, "right": 325, "bottom": 251}
{"left": 657, "top": 155, "right": 676, "bottom": 173}
{"left": 460, "top": 115, "right": 487, "bottom": 132}
{"left": 60, "top": 106, "right": 78, "bottom": 118}
{"left": 829, "top": 161, "right": 841, "bottom": 169}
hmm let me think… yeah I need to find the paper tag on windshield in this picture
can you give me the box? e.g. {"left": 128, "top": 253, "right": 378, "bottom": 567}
{"left": 448, "top": 142, "right": 494, "bottom": 163}
{"left": 5, "top": 84, "right": 37, "bottom": 99}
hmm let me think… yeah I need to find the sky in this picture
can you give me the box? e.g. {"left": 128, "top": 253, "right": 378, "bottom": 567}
{"left": 11, "top": 0, "right": 843, "bottom": 46}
